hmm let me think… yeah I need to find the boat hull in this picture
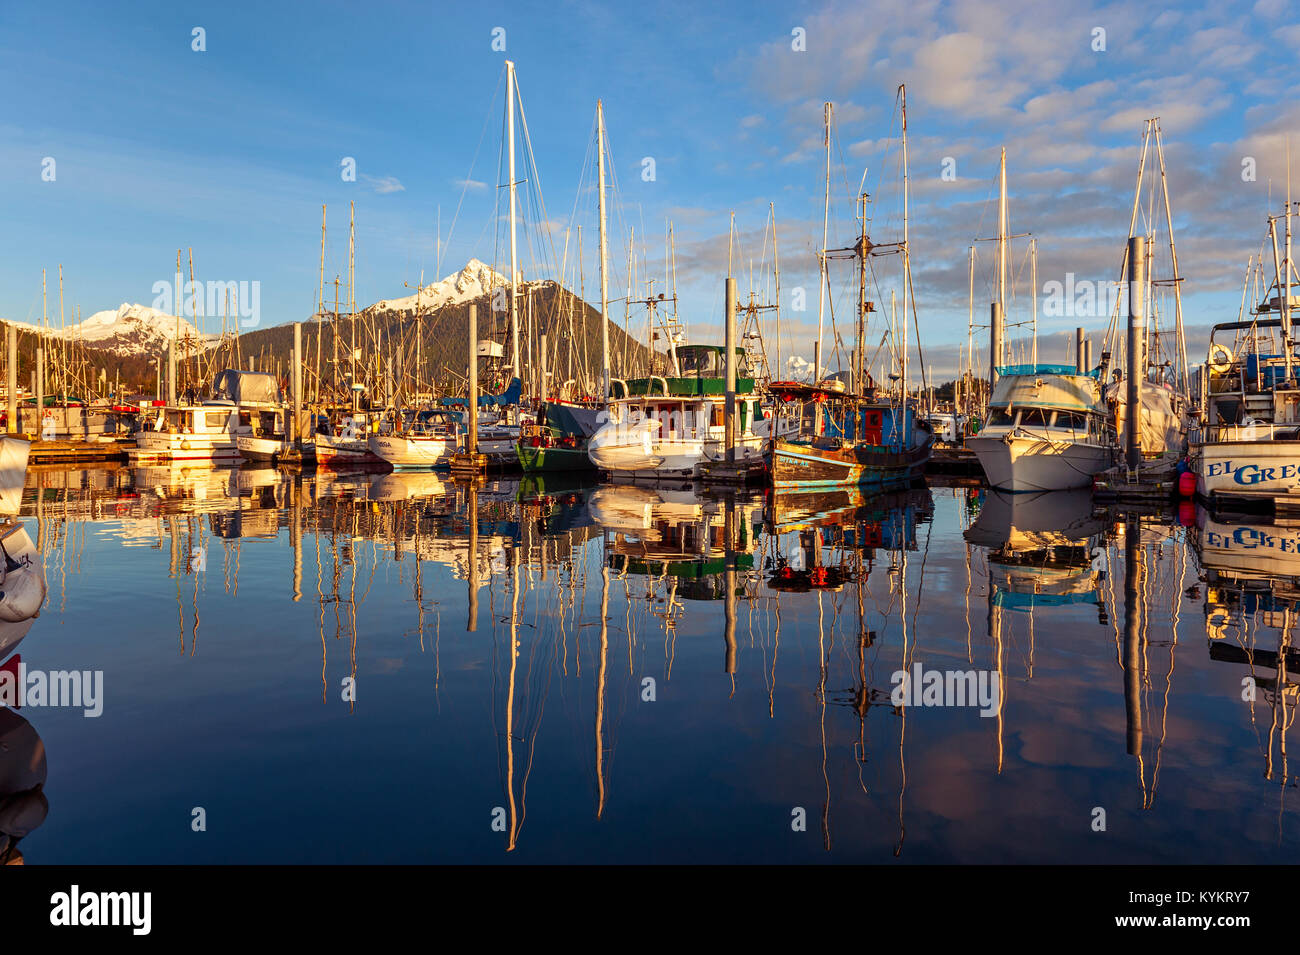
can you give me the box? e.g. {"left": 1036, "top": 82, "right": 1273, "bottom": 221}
{"left": 517, "top": 444, "right": 596, "bottom": 473}
{"left": 966, "top": 433, "right": 1111, "bottom": 492}
{"left": 315, "top": 432, "right": 384, "bottom": 466}
{"left": 368, "top": 433, "right": 453, "bottom": 469}
{"left": 1193, "top": 438, "right": 1300, "bottom": 500}
{"left": 770, "top": 439, "right": 931, "bottom": 489}
{"left": 132, "top": 432, "right": 240, "bottom": 462}
{"left": 234, "top": 435, "right": 285, "bottom": 461}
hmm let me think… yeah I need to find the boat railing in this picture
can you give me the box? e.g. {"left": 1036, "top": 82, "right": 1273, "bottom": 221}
{"left": 1204, "top": 421, "right": 1300, "bottom": 442}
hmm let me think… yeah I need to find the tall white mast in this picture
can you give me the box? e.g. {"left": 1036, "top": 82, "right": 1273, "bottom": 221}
{"left": 997, "top": 147, "right": 1008, "bottom": 317}
{"left": 596, "top": 99, "right": 611, "bottom": 399}
{"left": 507, "top": 60, "right": 521, "bottom": 383}
{"left": 1030, "top": 238, "right": 1038, "bottom": 366}
{"left": 900, "top": 85, "right": 910, "bottom": 402}
{"left": 816, "top": 102, "right": 832, "bottom": 379}
{"left": 1286, "top": 140, "right": 1293, "bottom": 371}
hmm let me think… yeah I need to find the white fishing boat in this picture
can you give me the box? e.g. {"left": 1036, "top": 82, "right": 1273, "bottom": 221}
{"left": 1191, "top": 207, "right": 1300, "bottom": 504}
{"left": 966, "top": 149, "right": 1116, "bottom": 492}
{"left": 966, "top": 364, "right": 1114, "bottom": 491}
{"left": 368, "top": 409, "right": 460, "bottom": 469}
{"left": 234, "top": 407, "right": 314, "bottom": 462}
{"left": 131, "top": 403, "right": 241, "bottom": 462}
{"left": 474, "top": 409, "right": 522, "bottom": 467}
{"left": 587, "top": 345, "right": 769, "bottom": 479}
{"left": 314, "top": 412, "right": 385, "bottom": 465}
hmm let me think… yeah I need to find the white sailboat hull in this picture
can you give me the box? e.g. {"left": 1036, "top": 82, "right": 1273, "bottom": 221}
{"left": 967, "top": 432, "right": 1112, "bottom": 492}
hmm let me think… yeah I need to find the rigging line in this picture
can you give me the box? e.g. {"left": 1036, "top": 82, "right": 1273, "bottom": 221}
{"left": 445, "top": 68, "right": 507, "bottom": 276}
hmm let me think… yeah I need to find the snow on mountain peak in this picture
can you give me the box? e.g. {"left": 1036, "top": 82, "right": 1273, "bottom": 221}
{"left": 6, "top": 302, "right": 213, "bottom": 355}
{"left": 371, "top": 259, "right": 515, "bottom": 313}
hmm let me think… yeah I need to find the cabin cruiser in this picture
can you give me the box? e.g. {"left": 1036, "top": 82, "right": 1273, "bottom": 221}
{"left": 587, "top": 345, "right": 771, "bottom": 480}
{"left": 132, "top": 403, "right": 241, "bottom": 462}
{"left": 966, "top": 364, "right": 1114, "bottom": 492}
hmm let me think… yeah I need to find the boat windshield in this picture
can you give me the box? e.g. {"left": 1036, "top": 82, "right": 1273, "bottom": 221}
{"left": 988, "top": 408, "right": 1087, "bottom": 430}
{"left": 677, "top": 346, "right": 751, "bottom": 379}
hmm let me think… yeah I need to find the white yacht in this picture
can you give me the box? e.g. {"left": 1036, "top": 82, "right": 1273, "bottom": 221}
{"left": 966, "top": 364, "right": 1114, "bottom": 492}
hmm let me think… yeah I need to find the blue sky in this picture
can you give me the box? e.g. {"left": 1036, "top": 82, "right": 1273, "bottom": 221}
{"left": 2, "top": 0, "right": 1298, "bottom": 378}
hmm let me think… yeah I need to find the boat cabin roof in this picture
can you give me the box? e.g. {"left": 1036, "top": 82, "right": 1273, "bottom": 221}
{"left": 988, "top": 372, "right": 1101, "bottom": 411}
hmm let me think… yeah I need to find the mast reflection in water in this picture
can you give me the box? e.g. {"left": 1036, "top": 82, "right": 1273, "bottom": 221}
{"left": 6, "top": 464, "right": 1298, "bottom": 863}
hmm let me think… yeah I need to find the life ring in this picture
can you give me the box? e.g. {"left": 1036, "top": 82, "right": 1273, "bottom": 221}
{"left": 1208, "top": 342, "right": 1233, "bottom": 375}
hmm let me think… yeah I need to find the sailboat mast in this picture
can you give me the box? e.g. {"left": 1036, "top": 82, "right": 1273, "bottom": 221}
{"left": 900, "top": 85, "right": 910, "bottom": 403}
{"left": 318, "top": 204, "right": 325, "bottom": 404}
{"left": 998, "top": 147, "right": 1007, "bottom": 315}
{"left": 349, "top": 201, "right": 356, "bottom": 413}
{"left": 506, "top": 60, "right": 522, "bottom": 385}
{"left": 1030, "top": 238, "right": 1038, "bottom": 367}
{"left": 967, "top": 245, "right": 975, "bottom": 410}
{"left": 816, "top": 103, "right": 831, "bottom": 379}
{"left": 1285, "top": 146, "right": 1293, "bottom": 378}
{"left": 596, "top": 99, "right": 611, "bottom": 399}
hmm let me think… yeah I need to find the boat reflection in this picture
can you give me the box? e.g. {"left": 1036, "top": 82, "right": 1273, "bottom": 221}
{"left": 966, "top": 489, "right": 1107, "bottom": 617}
{"left": 1192, "top": 508, "right": 1300, "bottom": 788}
{"left": 766, "top": 486, "right": 933, "bottom": 592}
{"left": 0, "top": 442, "right": 49, "bottom": 865}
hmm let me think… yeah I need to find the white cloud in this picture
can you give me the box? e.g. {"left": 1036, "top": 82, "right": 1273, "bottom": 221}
{"left": 361, "top": 174, "right": 405, "bottom": 194}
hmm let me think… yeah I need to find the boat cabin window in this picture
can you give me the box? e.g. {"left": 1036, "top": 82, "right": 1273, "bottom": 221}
{"left": 206, "top": 412, "right": 232, "bottom": 429}
{"left": 1214, "top": 397, "right": 1242, "bottom": 425}
{"left": 1051, "top": 411, "right": 1085, "bottom": 430}
{"left": 1019, "top": 408, "right": 1051, "bottom": 427}
{"left": 677, "top": 347, "right": 752, "bottom": 379}
{"left": 987, "top": 409, "right": 1015, "bottom": 427}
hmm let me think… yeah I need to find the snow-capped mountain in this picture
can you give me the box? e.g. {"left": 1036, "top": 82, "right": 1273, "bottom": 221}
{"left": 364, "top": 259, "right": 515, "bottom": 315}
{"left": 8, "top": 303, "right": 214, "bottom": 356}
{"left": 2, "top": 261, "right": 523, "bottom": 360}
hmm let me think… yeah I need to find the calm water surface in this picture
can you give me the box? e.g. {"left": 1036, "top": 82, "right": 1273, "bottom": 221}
{"left": 3, "top": 464, "right": 1296, "bottom": 864}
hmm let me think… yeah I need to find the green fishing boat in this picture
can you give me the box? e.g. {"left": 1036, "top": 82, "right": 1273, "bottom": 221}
{"left": 516, "top": 401, "right": 603, "bottom": 472}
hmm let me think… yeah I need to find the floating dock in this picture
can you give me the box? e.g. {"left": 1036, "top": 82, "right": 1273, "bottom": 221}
{"left": 696, "top": 458, "right": 769, "bottom": 487}
{"left": 26, "top": 437, "right": 132, "bottom": 465}
{"left": 925, "top": 445, "right": 981, "bottom": 475}
{"left": 1092, "top": 453, "right": 1182, "bottom": 504}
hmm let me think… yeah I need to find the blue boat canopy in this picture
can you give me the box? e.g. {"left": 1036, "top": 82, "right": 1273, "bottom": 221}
{"left": 439, "top": 377, "right": 521, "bottom": 409}
{"left": 995, "top": 363, "right": 1098, "bottom": 378}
